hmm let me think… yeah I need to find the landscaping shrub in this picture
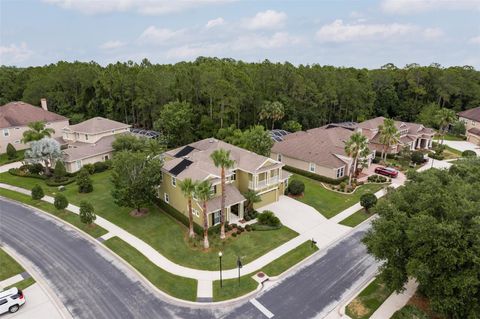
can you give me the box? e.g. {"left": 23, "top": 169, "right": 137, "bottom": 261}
{"left": 54, "top": 193, "right": 69, "bottom": 211}
{"left": 360, "top": 193, "right": 377, "bottom": 212}
{"left": 245, "top": 224, "right": 252, "bottom": 231}
{"left": 391, "top": 305, "right": 428, "bottom": 319}
{"left": 462, "top": 150, "right": 477, "bottom": 158}
{"left": 82, "top": 163, "right": 95, "bottom": 174}
{"left": 79, "top": 200, "right": 96, "bottom": 225}
{"left": 288, "top": 179, "right": 305, "bottom": 195}
{"left": 411, "top": 151, "right": 425, "bottom": 165}
{"left": 367, "top": 175, "right": 387, "bottom": 183}
{"left": 9, "top": 168, "right": 46, "bottom": 180}
{"left": 31, "top": 184, "right": 44, "bottom": 200}
{"left": 76, "top": 168, "right": 93, "bottom": 193}
{"left": 6, "top": 143, "right": 17, "bottom": 160}
{"left": 155, "top": 198, "right": 203, "bottom": 235}
{"left": 373, "top": 156, "right": 381, "bottom": 164}
{"left": 236, "top": 230, "right": 242, "bottom": 235}
{"left": 53, "top": 161, "right": 67, "bottom": 181}
{"left": 28, "top": 163, "right": 44, "bottom": 175}
{"left": 284, "top": 165, "right": 348, "bottom": 185}
{"left": 93, "top": 161, "right": 109, "bottom": 173}
{"left": 45, "top": 177, "right": 76, "bottom": 187}
{"left": 252, "top": 223, "right": 282, "bottom": 231}
{"left": 339, "top": 182, "right": 346, "bottom": 191}
{"left": 232, "top": 232, "right": 237, "bottom": 237}
{"left": 257, "top": 210, "right": 281, "bottom": 227}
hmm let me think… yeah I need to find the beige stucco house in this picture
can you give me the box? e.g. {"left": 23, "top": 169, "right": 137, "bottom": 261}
{"left": 0, "top": 100, "right": 68, "bottom": 154}
{"left": 271, "top": 126, "right": 375, "bottom": 180}
{"left": 60, "top": 117, "right": 131, "bottom": 172}
{"left": 158, "top": 138, "right": 291, "bottom": 228}
{"left": 458, "top": 107, "right": 480, "bottom": 145}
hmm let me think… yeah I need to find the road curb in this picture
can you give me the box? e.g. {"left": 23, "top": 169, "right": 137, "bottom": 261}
{"left": 0, "top": 196, "right": 264, "bottom": 309}
{"left": 0, "top": 244, "right": 73, "bottom": 319}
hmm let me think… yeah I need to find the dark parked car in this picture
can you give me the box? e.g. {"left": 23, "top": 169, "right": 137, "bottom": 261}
{"left": 374, "top": 166, "right": 398, "bottom": 178}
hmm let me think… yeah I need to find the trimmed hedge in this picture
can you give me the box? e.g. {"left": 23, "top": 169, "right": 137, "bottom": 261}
{"left": 9, "top": 168, "right": 47, "bottom": 180}
{"left": 462, "top": 150, "right": 477, "bottom": 158}
{"left": 155, "top": 198, "right": 203, "bottom": 235}
{"left": 251, "top": 223, "right": 282, "bottom": 231}
{"left": 284, "top": 165, "right": 348, "bottom": 185}
{"left": 45, "top": 177, "right": 76, "bottom": 187}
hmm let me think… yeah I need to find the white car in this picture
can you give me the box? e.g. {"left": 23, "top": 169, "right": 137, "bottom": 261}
{"left": 0, "top": 287, "right": 25, "bottom": 314}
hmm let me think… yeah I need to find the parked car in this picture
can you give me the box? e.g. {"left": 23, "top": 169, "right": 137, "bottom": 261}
{"left": 0, "top": 287, "right": 25, "bottom": 314}
{"left": 374, "top": 166, "right": 398, "bottom": 178}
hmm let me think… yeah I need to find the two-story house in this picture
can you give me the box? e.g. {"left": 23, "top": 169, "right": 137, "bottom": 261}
{"left": 61, "top": 117, "right": 131, "bottom": 172}
{"left": 458, "top": 107, "right": 480, "bottom": 145}
{"left": 158, "top": 138, "right": 291, "bottom": 228}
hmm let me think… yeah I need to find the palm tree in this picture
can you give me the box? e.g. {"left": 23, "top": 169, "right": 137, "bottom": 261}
{"left": 435, "top": 108, "right": 457, "bottom": 145}
{"left": 344, "top": 132, "right": 370, "bottom": 186}
{"left": 179, "top": 178, "right": 198, "bottom": 238}
{"left": 210, "top": 149, "right": 235, "bottom": 240}
{"left": 243, "top": 190, "right": 261, "bottom": 215}
{"left": 378, "top": 118, "right": 400, "bottom": 161}
{"left": 21, "top": 121, "right": 55, "bottom": 143}
{"left": 194, "top": 180, "right": 214, "bottom": 249}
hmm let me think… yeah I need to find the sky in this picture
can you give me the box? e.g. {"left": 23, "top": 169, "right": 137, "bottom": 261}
{"left": 1, "top": 0, "right": 479, "bottom": 68}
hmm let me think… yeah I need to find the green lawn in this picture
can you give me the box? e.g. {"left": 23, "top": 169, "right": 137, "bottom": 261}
{"left": 346, "top": 277, "right": 394, "bottom": 319}
{"left": 0, "top": 171, "right": 298, "bottom": 271}
{"left": 104, "top": 237, "right": 197, "bottom": 301}
{"left": 339, "top": 208, "right": 375, "bottom": 227}
{"left": 434, "top": 134, "right": 465, "bottom": 141}
{"left": 213, "top": 275, "right": 259, "bottom": 301}
{"left": 0, "top": 149, "right": 25, "bottom": 165}
{"left": 262, "top": 241, "right": 318, "bottom": 276}
{"left": 4, "top": 277, "right": 36, "bottom": 291}
{"left": 0, "top": 249, "right": 24, "bottom": 281}
{"left": 291, "top": 174, "right": 385, "bottom": 218}
{"left": 0, "top": 188, "right": 108, "bottom": 238}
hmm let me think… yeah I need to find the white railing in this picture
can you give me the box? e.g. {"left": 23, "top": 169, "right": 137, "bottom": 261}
{"left": 248, "top": 175, "right": 279, "bottom": 190}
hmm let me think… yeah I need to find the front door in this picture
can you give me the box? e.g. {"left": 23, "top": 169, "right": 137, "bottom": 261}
{"left": 231, "top": 204, "right": 239, "bottom": 216}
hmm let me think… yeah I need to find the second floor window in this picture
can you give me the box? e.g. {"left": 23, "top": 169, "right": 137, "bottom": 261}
{"left": 211, "top": 184, "right": 217, "bottom": 194}
{"left": 309, "top": 162, "right": 316, "bottom": 173}
{"left": 230, "top": 171, "right": 236, "bottom": 181}
{"left": 3, "top": 129, "right": 9, "bottom": 137}
{"left": 164, "top": 193, "right": 169, "bottom": 203}
{"left": 85, "top": 134, "right": 89, "bottom": 140}
{"left": 172, "top": 177, "right": 176, "bottom": 187}
{"left": 336, "top": 167, "right": 345, "bottom": 178}
{"left": 277, "top": 154, "right": 282, "bottom": 162}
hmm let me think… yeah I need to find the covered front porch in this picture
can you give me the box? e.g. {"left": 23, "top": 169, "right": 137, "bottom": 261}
{"left": 205, "top": 184, "right": 246, "bottom": 227}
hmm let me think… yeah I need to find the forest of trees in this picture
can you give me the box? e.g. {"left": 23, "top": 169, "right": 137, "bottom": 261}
{"left": 1, "top": 58, "right": 479, "bottom": 145}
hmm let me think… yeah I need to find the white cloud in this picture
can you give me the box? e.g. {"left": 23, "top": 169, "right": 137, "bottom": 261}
{"left": 44, "top": 0, "right": 234, "bottom": 15}
{"left": 232, "top": 32, "right": 302, "bottom": 50}
{"left": 0, "top": 42, "right": 33, "bottom": 65}
{"left": 469, "top": 36, "right": 480, "bottom": 44}
{"left": 100, "top": 40, "right": 126, "bottom": 50}
{"left": 244, "top": 10, "right": 287, "bottom": 30}
{"left": 381, "top": 0, "right": 480, "bottom": 14}
{"left": 166, "top": 43, "right": 225, "bottom": 59}
{"left": 206, "top": 17, "right": 225, "bottom": 29}
{"left": 316, "top": 20, "right": 442, "bottom": 42}
{"left": 139, "top": 26, "right": 184, "bottom": 45}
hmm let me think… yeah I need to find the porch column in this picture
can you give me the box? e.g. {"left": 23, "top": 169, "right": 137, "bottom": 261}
{"left": 239, "top": 202, "right": 244, "bottom": 220}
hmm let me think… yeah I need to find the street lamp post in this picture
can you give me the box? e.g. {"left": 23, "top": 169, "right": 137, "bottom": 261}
{"left": 237, "top": 256, "right": 242, "bottom": 286}
{"left": 218, "top": 251, "right": 223, "bottom": 288}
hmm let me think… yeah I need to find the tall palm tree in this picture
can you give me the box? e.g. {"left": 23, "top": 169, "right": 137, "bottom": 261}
{"left": 344, "top": 132, "right": 370, "bottom": 186}
{"left": 194, "top": 180, "right": 214, "bottom": 249}
{"left": 435, "top": 108, "right": 457, "bottom": 145}
{"left": 21, "top": 121, "right": 55, "bottom": 143}
{"left": 378, "top": 118, "right": 400, "bottom": 161}
{"left": 179, "top": 178, "right": 198, "bottom": 238}
{"left": 210, "top": 148, "right": 235, "bottom": 240}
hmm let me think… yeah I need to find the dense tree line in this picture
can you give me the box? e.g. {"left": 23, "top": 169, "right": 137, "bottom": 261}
{"left": 1, "top": 59, "right": 479, "bottom": 145}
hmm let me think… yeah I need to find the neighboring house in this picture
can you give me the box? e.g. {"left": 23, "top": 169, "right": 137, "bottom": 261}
{"left": 357, "top": 117, "right": 435, "bottom": 154}
{"left": 271, "top": 126, "right": 375, "bottom": 180}
{"left": 458, "top": 107, "right": 480, "bottom": 145}
{"left": 0, "top": 100, "right": 68, "bottom": 153}
{"left": 61, "top": 117, "right": 131, "bottom": 172}
{"left": 158, "top": 138, "right": 291, "bottom": 228}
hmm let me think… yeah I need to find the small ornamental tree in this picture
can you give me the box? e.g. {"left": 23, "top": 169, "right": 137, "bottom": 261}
{"left": 411, "top": 151, "right": 425, "bottom": 165}
{"left": 31, "top": 184, "right": 44, "bottom": 200}
{"left": 6, "top": 143, "right": 17, "bottom": 160}
{"left": 53, "top": 161, "right": 67, "bottom": 181}
{"left": 76, "top": 168, "right": 93, "bottom": 193}
{"left": 360, "top": 193, "right": 377, "bottom": 213}
{"left": 288, "top": 179, "right": 305, "bottom": 196}
{"left": 54, "top": 193, "right": 69, "bottom": 211}
{"left": 79, "top": 201, "right": 96, "bottom": 225}
{"left": 462, "top": 150, "right": 477, "bottom": 158}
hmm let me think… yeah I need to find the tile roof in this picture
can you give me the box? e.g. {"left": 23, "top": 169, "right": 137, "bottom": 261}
{"left": 164, "top": 138, "right": 281, "bottom": 181}
{"left": 468, "top": 127, "right": 480, "bottom": 136}
{"left": 0, "top": 101, "right": 68, "bottom": 129}
{"left": 63, "top": 134, "right": 121, "bottom": 162}
{"left": 204, "top": 184, "right": 246, "bottom": 212}
{"left": 67, "top": 117, "right": 130, "bottom": 134}
{"left": 458, "top": 107, "right": 480, "bottom": 122}
{"left": 272, "top": 126, "right": 355, "bottom": 168}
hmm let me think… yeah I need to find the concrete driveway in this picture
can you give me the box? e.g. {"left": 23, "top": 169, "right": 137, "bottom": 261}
{"left": 259, "top": 196, "right": 350, "bottom": 250}
{"left": 443, "top": 140, "right": 480, "bottom": 155}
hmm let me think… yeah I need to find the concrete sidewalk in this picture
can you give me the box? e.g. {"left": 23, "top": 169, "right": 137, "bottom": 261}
{"left": 0, "top": 161, "right": 23, "bottom": 173}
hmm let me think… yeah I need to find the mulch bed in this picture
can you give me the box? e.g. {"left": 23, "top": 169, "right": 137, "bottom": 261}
{"left": 129, "top": 208, "right": 149, "bottom": 217}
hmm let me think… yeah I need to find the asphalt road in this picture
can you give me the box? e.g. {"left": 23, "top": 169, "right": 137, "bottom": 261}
{"left": 0, "top": 197, "right": 378, "bottom": 319}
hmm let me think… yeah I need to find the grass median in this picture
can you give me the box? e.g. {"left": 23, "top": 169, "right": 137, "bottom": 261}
{"left": 346, "top": 276, "right": 393, "bottom": 319}
{"left": 103, "top": 236, "right": 197, "bottom": 301}
{"left": 339, "top": 209, "right": 374, "bottom": 227}
{"left": 0, "top": 188, "right": 108, "bottom": 238}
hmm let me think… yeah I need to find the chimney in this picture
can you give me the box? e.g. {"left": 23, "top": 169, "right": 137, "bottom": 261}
{"left": 40, "top": 98, "right": 48, "bottom": 111}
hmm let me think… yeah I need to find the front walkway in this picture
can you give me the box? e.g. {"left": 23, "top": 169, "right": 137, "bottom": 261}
{"left": 0, "top": 161, "right": 23, "bottom": 173}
